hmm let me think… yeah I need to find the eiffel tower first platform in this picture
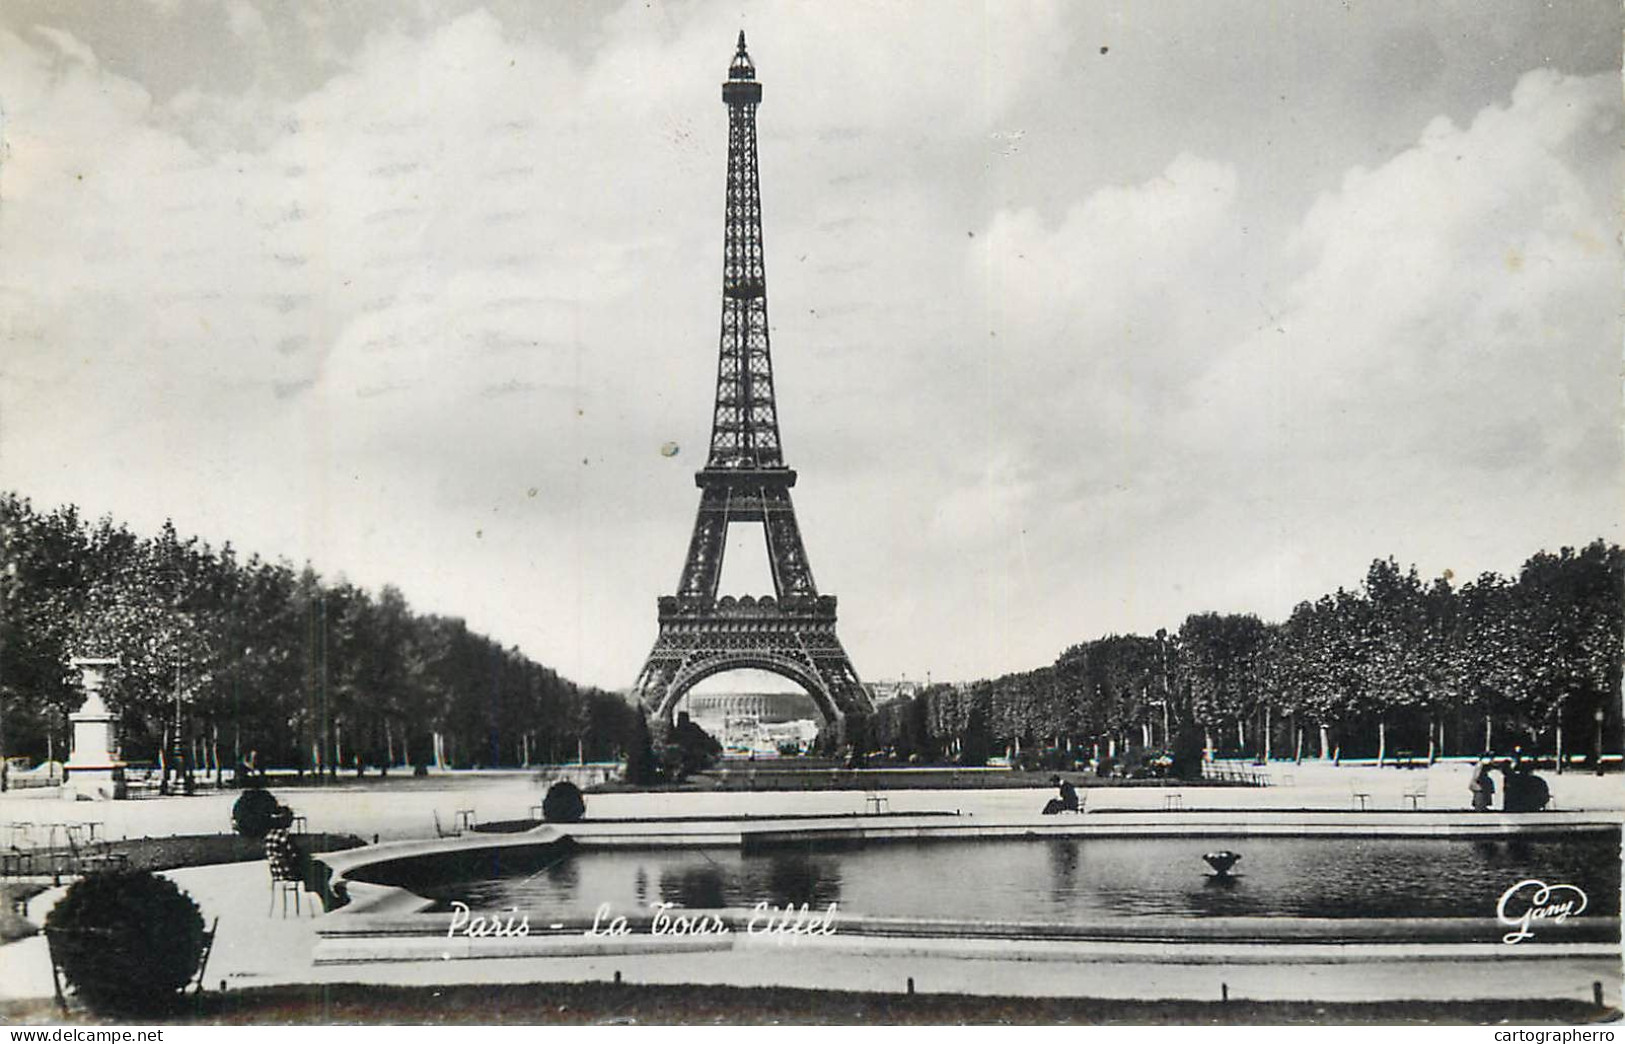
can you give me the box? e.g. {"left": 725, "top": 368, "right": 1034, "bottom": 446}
{"left": 635, "top": 33, "right": 871, "bottom": 734}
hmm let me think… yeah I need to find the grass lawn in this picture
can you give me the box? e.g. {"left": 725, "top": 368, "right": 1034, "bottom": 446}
{"left": 5, "top": 832, "right": 365, "bottom": 880}
{"left": 612, "top": 768, "right": 1259, "bottom": 793}
{"left": 0, "top": 831, "right": 365, "bottom": 940}
{"left": 0, "top": 982, "right": 1616, "bottom": 1026}
{"left": 98, "top": 832, "right": 365, "bottom": 875}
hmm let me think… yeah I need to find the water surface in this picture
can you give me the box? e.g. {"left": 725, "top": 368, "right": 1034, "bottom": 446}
{"left": 412, "top": 833, "right": 1620, "bottom": 922}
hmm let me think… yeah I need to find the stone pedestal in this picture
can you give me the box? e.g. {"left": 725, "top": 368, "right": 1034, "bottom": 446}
{"left": 66, "top": 657, "right": 125, "bottom": 801}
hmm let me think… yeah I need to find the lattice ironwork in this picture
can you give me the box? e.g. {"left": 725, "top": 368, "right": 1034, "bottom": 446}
{"left": 635, "top": 33, "right": 869, "bottom": 732}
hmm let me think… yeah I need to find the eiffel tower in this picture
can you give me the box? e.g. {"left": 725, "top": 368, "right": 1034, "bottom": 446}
{"left": 635, "top": 33, "right": 870, "bottom": 735}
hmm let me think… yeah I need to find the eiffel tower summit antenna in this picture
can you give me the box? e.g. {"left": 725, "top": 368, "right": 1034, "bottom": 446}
{"left": 635, "top": 33, "right": 871, "bottom": 738}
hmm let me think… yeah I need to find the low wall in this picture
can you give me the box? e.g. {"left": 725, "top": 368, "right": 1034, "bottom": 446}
{"left": 534, "top": 763, "right": 623, "bottom": 788}
{"left": 314, "top": 907, "right": 1621, "bottom": 967}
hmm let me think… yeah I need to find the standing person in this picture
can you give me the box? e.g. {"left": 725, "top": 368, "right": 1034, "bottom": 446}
{"left": 1468, "top": 758, "right": 1495, "bottom": 812}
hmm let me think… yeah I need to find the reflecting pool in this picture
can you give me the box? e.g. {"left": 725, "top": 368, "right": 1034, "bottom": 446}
{"left": 403, "top": 833, "right": 1620, "bottom": 922}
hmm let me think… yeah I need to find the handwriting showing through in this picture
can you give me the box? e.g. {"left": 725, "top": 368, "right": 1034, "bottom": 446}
{"left": 1496, "top": 879, "right": 1588, "bottom": 944}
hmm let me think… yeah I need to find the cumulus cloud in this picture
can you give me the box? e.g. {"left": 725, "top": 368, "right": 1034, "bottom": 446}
{"left": 0, "top": 4, "right": 1618, "bottom": 687}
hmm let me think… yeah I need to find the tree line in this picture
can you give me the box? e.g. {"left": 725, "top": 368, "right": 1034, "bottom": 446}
{"left": 5, "top": 491, "right": 1617, "bottom": 780}
{"left": 0, "top": 493, "right": 641, "bottom": 780}
{"left": 868, "top": 545, "right": 1622, "bottom": 769}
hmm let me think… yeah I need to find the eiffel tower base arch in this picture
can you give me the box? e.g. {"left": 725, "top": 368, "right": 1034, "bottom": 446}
{"left": 635, "top": 595, "right": 871, "bottom": 748}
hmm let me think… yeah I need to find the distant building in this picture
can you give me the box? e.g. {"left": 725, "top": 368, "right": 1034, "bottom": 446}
{"left": 681, "top": 691, "right": 822, "bottom": 756}
{"left": 864, "top": 679, "right": 923, "bottom": 707}
{"left": 683, "top": 691, "right": 819, "bottom": 723}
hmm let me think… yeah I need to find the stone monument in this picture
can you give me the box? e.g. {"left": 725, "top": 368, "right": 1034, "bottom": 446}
{"left": 66, "top": 657, "right": 126, "bottom": 800}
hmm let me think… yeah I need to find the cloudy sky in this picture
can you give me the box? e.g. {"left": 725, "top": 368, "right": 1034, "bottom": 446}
{"left": 1, "top": 1, "right": 1619, "bottom": 692}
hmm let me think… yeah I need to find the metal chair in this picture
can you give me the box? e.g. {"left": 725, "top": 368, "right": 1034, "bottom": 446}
{"left": 1402, "top": 778, "right": 1429, "bottom": 810}
{"left": 2, "top": 822, "right": 38, "bottom": 877}
{"left": 863, "top": 792, "right": 890, "bottom": 814}
{"left": 1349, "top": 780, "right": 1372, "bottom": 811}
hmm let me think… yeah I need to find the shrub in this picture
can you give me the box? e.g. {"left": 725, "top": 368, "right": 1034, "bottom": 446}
{"left": 624, "top": 714, "right": 661, "bottom": 786}
{"left": 671, "top": 713, "right": 722, "bottom": 777}
{"left": 541, "top": 780, "right": 586, "bottom": 823}
{"left": 45, "top": 870, "right": 206, "bottom": 1015}
{"left": 1170, "top": 724, "right": 1208, "bottom": 781}
{"left": 231, "top": 788, "right": 289, "bottom": 840}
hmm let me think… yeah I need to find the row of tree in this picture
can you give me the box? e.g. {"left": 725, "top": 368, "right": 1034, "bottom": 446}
{"left": 4, "top": 491, "right": 1617, "bottom": 780}
{"left": 0, "top": 493, "right": 643, "bottom": 780}
{"left": 868, "top": 545, "right": 1622, "bottom": 767}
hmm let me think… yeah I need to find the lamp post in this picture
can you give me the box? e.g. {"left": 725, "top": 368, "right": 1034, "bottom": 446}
{"left": 1596, "top": 708, "right": 1606, "bottom": 777}
{"left": 0, "top": 569, "right": 11, "bottom": 794}
{"left": 0, "top": 531, "right": 14, "bottom": 793}
{"left": 154, "top": 565, "right": 195, "bottom": 797}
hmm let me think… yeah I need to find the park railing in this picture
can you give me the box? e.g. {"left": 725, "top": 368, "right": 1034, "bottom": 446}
{"left": 1200, "top": 761, "right": 1271, "bottom": 787}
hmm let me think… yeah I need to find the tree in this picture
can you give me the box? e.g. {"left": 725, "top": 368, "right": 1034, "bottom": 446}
{"left": 1359, "top": 559, "right": 1455, "bottom": 762}
{"left": 1178, "top": 613, "right": 1268, "bottom": 757}
{"left": 664, "top": 712, "right": 721, "bottom": 780}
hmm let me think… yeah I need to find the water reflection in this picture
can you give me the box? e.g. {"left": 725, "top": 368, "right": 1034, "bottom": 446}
{"left": 543, "top": 853, "right": 579, "bottom": 891}
{"left": 641, "top": 849, "right": 844, "bottom": 910}
{"left": 417, "top": 834, "right": 1620, "bottom": 923}
{"left": 762, "top": 853, "right": 840, "bottom": 907}
{"left": 1046, "top": 840, "right": 1079, "bottom": 903}
{"left": 659, "top": 864, "right": 728, "bottom": 909}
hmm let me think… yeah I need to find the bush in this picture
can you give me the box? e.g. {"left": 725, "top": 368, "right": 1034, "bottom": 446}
{"left": 1170, "top": 724, "right": 1208, "bottom": 781}
{"left": 231, "top": 788, "right": 290, "bottom": 840}
{"left": 45, "top": 870, "right": 206, "bottom": 1015}
{"left": 541, "top": 780, "right": 586, "bottom": 823}
{"left": 1015, "top": 748, "right": 1079, "bottom": 773}
{"left": 671, "top": 713, "right": 722, "bottom": 777}
{"left": 624, "top": 714, "right": 660, "bottom": 786}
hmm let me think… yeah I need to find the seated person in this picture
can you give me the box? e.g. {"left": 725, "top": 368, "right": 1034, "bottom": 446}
{"left": 264, "top": 804, "right": 299, "bottom": 875}
{"left": 1042, "top": 775, "right": 1080, "bottom": 814}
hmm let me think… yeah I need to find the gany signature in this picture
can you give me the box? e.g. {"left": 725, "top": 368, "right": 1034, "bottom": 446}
{"left": 1496, "top": 879, "right": 1587, "bottom": 944}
